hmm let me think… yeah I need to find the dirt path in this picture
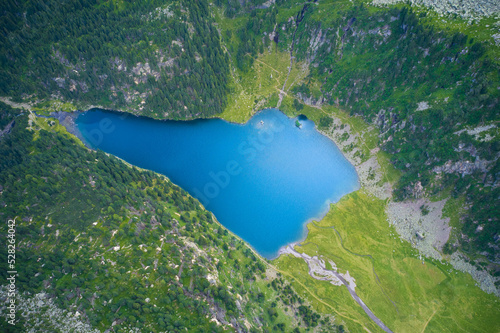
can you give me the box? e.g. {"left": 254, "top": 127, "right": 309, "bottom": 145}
{"left": 277, "top": 62, "right": 292, "bottom": 108}
{"left": 421, "top": 308, "right": 438, "bottom": 333}
{"left": 311, "top": 223, "right": 399, "bottom": 312}
{"left": 254, "top": 58, "right": 281, "bottom": 74}
{"left": 267, "top": 260, "right": 374, "bottom": 331}
{"left": 0, "top": 96, "right": 32, "bottom": 111}
{"left": 281, "top": 245, "right": 394, "bottom": 333}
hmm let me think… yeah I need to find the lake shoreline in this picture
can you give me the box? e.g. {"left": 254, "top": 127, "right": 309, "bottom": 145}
{"left": 63, "top": 106, "right": 360, "bottom": 260}
{"left": 273, "top": 103, "right": 500, "bottom": 297}
{"left": 44, "top": 103, "right": 499, "bottom": 295}
{"left": 52, "top": 105, "right": 363, "bottom": 261}
{"left": 74, "top": 108, "right": 359, "bottom": 258}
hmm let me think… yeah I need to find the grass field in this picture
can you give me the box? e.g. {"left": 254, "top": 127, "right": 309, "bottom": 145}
{"left": 216, "top": 35, "right": 309, "bottom": 124}
{"left": 274, "top": 190, "right": 500, "bottom": 332}
{"left": 32, "top": 99, "right": 77, "bottom": 115}
{"left": 30, "top": 112, "right": 85, "bottom": 148}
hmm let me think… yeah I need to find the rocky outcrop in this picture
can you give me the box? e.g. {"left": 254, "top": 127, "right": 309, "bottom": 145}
{"left": 0, "top": 120, "right": 14, "bottom": 140}
{"left": 372, "top": 0, "right": 500, "bottom": 21}
{"left": 296, "top": 92, "right": 324, "bottom": 106}
{"left": 0, "top": 288, "right": 100, "bottom": 333}
{"left": 433, "top": 158, "right": 490, "bottom": 176}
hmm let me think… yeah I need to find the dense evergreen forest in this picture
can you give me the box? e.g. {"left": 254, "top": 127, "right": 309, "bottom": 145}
{"left": 0, "top": 0, "right": 230, "bottom": 118}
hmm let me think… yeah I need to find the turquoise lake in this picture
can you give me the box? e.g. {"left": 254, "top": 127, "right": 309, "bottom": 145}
{"left": 76, "top": 109, "right": 359, "bottom": 258}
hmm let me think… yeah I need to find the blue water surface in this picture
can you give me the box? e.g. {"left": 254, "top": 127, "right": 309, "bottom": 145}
{"left": 76, "top": 109, "right": 359, "bottom": 258}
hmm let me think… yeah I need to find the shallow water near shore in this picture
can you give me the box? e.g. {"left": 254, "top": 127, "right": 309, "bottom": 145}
{"left": 76, "top": 108, "right": 359, "bottom": 258}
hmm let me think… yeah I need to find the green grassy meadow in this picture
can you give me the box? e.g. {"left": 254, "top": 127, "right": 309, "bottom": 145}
{"left": 273, "top": 191, "right": 500, "bottom": 332}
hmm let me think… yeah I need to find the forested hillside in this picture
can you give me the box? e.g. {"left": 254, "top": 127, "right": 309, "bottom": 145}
{"left": 0, "top": 0, "right": 229, "bottom": 119}
{"left": 0, "top": 103, "right": 336, "bottom": 332}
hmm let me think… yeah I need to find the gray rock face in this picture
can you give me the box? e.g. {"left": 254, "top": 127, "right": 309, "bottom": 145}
{"left": 0, "top": 288, "right": 100, "bottom": 333}
{"left": 432, "top": 158, "right": 490, "bottom": 176}
{"left": 296, "top": 92, "right": 324, "bottom": 106}
{"left": 372, "top": 0, "right": 500, "bottom": 20}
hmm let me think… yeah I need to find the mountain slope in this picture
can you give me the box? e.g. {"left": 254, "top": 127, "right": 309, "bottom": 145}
{"left": 0, "top": 0, "right": 229, "bottom": 119}
{"left": 0, "top": 105, "right": 336, "bottom": 332}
